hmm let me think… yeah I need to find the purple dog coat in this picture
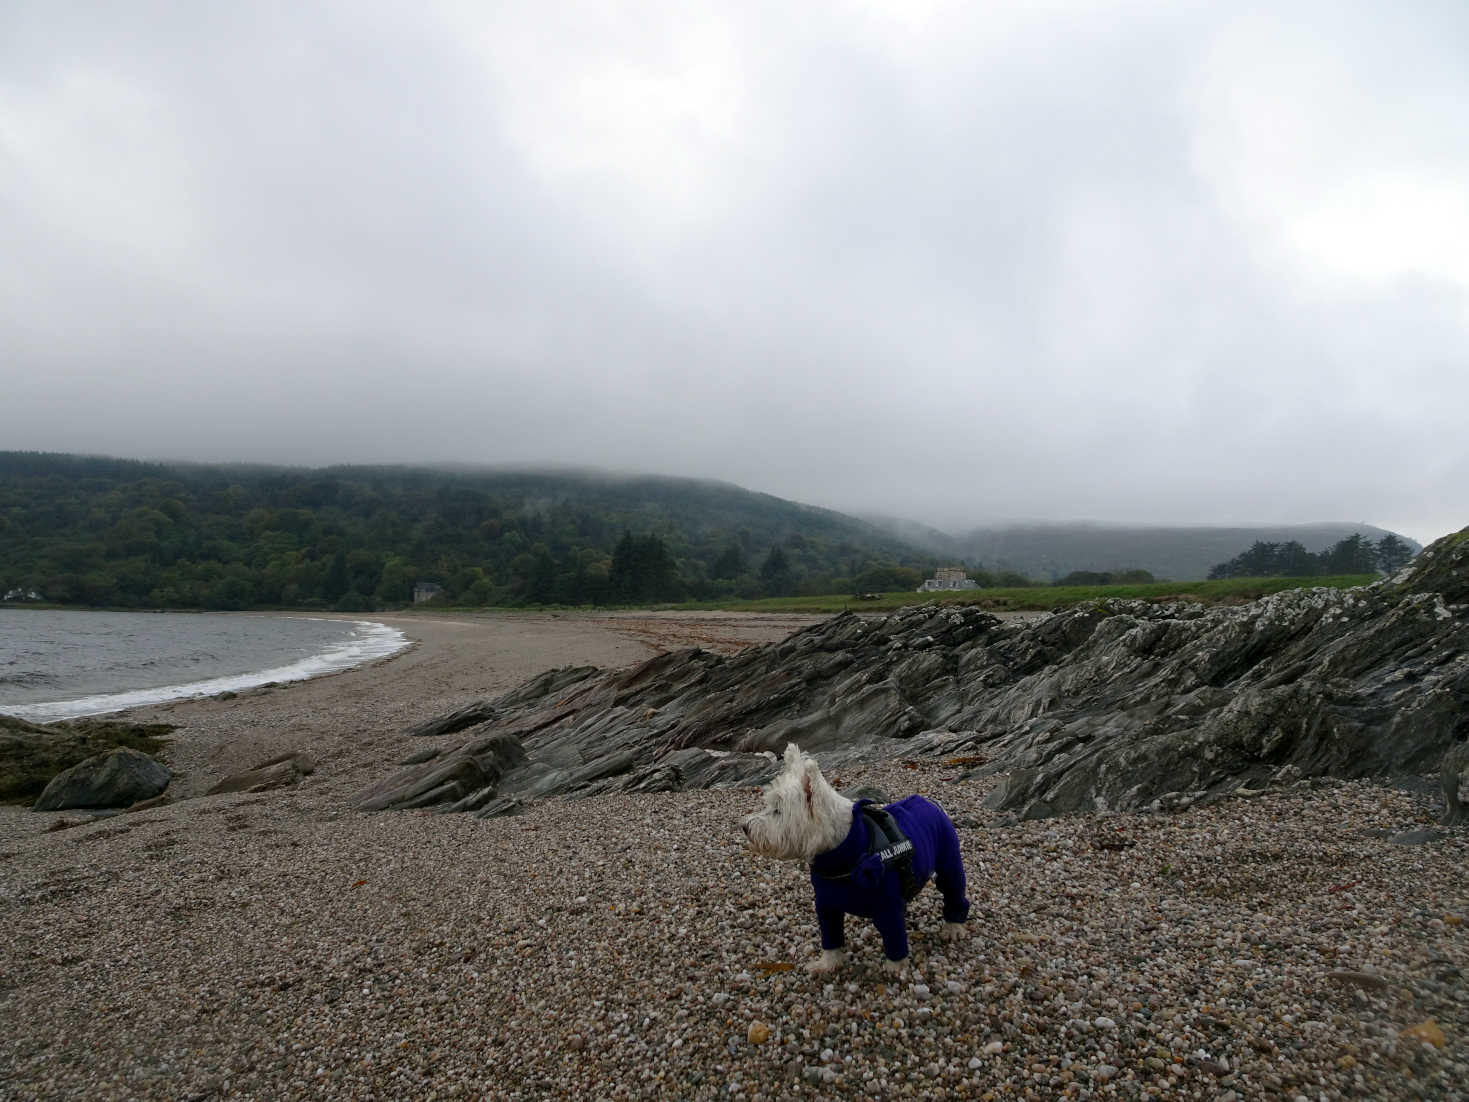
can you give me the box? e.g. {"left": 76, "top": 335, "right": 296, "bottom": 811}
{"left": 808, "top": 795, "right": 970, "bottom": 962}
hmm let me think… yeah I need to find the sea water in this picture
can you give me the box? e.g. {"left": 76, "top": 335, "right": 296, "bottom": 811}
{"left": 0, "top": 609, "right": 409, "bottom": 721}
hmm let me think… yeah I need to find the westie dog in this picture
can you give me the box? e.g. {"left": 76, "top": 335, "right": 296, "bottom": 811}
{"left": 742, "top": 743, "right": 970, "bottom": 974}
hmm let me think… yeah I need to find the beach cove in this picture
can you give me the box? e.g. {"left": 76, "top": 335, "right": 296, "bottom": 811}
{"left": 2, "top": 610, "right": 1467, "bottom": 1100}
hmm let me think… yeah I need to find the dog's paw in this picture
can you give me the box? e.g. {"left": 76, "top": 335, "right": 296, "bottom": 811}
{"left": 805, "top": 949, "right": 847, "bottom": 975}
{"left": 882, "top": 957, "right": 909, "bottom": 975}
{"left": 939, "top": 922, "right": 968, "bottom": 942}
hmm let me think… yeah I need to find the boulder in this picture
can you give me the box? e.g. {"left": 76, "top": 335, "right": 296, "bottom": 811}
{"left": 1, "top": 714, "right": 172, "bottom": 804}
{"left": 33, "top": 747, "right": 171, "bottom": 811}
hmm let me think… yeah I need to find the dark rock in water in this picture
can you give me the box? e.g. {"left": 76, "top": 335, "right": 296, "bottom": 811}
{"left": 33, "top": 746, "right": 171, "bottom": 811}
{"left": 356, "top": 525, "right": 1469, "bottom": 820}
{"left": 207, "top": 751, "right": 317, "bottom": 796}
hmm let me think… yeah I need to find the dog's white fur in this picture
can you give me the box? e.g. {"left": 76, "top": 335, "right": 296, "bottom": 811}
{"left": 741, "top": 744, "right": 965, "bottom": 975}
{"left": 742, "top": 744, "right": 853, "bottom": 861}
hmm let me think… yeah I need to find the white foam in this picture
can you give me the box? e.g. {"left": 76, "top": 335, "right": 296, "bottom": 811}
{"left": 6, "top": 619, "right": 411, "bottom": 722}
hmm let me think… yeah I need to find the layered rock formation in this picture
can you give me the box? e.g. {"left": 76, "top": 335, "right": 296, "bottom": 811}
{"left": 355, "top": 526, "right": 1469, "bottom": 821}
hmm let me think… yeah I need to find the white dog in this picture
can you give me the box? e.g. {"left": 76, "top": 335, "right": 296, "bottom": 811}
{"left": 742, "top": 744, "right": 971, "bottom": 973}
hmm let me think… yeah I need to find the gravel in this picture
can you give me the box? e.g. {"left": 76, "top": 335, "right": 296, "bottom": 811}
{"left": 3, "top": 609, "right": 1467, "bottom": 1100}
{"left": 3, "top": 761, "right": 1467, "bottom": 1101}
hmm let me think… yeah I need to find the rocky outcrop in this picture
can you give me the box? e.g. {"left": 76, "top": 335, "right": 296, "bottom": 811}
{"left": 33, "top": 747, "right": 171, "bottom": 811}
{"left": 207, "top": 751, "right": 317, "bottom": 796}
{"left": 1, "top": 714, "right": 173, "bottom": 803}
{"left": 356, "top": 525, "right": 1469, "bottom": 821}
{"left": 352, "top": 732, "right": 529, "bottom": 813}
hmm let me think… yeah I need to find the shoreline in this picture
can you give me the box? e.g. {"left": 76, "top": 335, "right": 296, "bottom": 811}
{"left": 4, "top": 609, "right": 832, "bottom": 815}
{"left": 3, "top": 614, "right": 412, "bottom": 723}
{"left": 2, "top": 610, "right": 1466, "bottom": 1100}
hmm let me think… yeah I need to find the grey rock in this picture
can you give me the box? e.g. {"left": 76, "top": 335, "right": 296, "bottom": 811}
{"left": 33, "top": 747, "right": 171, "bottom": 811}
{"left": 206, "top": 751, "right": 317, "bottom": 796}
{"left": 406, "top": 700, "right": 498, "bottom": 738}
{"left": 356, "top": 525, "right": 1469, "bottom": 820}
{"left": 352, "top": 732, "right": 526, "bottom": 812}
{"left": 1389, "top": 829, "right": 1447, "bottom": 846}
{"left": 1325, "top": 969, "right": 1393, "bottom": 992}
{"left": 473, "top": 796, "right": 525, "bottom": 819}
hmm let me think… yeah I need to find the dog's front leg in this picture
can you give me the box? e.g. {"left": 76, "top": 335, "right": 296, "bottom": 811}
{"left": 874, "top": 905, "right": 911, "bottom": 971}
{"left": 808, "top": 907, "right": 847, "bottom": 974}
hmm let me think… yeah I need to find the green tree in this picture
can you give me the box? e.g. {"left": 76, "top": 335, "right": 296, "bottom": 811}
{"left": 375, "top": 555, "right": 417, "bottom": 604}
{"left": 759, "top": 545, "right": 796, "bottom": 595}
{"left": 1376, "top": 533, "right": 1413, "bottom": 574}
{"left": 710, "top": 542, "right": 745, "bottom": 580}
{"left": 610, "top": 532, "right": 680, "bottom": 602}
{"left": 324, "top": 549, "right": 351, "bottom": 601}
{"left": 1322, "top": 533, "right": 1377, "bottom": 574}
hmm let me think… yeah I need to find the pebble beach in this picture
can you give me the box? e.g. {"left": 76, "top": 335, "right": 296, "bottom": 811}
{"left": 2, "top": 610, "right": 1467, "bottom": 1101}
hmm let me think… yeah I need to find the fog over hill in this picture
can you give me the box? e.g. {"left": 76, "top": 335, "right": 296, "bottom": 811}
{"left": 862, "top": 518, "right": 1420, "bottom": 583}
{"left": 1, "top": 453, "right": 1424, "bottom": 611}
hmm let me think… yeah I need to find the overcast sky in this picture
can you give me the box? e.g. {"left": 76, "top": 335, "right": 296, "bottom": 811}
{"left": 3, "top": 1, "right": 1466, "bottom": 545}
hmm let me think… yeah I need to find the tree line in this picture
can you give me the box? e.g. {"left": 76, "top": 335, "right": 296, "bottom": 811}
{"left": 1207, "top": 532, "right": 1414, "bottom": 580}
{"left": 0, "top": 453, "right": 949, "bottom": 611}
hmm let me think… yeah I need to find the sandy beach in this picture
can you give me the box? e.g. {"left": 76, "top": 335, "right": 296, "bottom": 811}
{"left": 3, "top": 610, "right": 1468, "bottom": 1100}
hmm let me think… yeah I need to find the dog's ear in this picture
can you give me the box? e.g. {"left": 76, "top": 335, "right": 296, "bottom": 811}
{"left": 783, "top": 743, "right": 804, "bottom": 772}
{"left": 801, "top": 755, "right": 823, "bottom": 815}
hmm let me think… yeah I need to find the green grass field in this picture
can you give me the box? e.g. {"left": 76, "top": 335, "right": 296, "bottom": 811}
{"left": 674, "top": 575, "right": 1379, "bottom": 615}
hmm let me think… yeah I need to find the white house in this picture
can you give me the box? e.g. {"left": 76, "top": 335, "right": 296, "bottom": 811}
{"left": 917, "top": 567, "right": 978, "bottom": 593}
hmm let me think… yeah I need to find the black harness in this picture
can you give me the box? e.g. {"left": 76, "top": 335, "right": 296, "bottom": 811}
{"left": 811, "top": 804, "right": 921, "bottom": 902}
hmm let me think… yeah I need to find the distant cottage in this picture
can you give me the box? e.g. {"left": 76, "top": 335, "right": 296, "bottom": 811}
{"left": 413, "top": 582, "right": 445, "bottom": 604}
{"left": 917, "top": 567, "right": 978, "bottom": 593}
{"left": 3, "top": 587, "right": 44, "bottom": 602}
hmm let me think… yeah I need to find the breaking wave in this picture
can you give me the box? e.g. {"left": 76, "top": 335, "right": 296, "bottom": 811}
{"left": 4, "top": 619, "right": 409, "bottom": 722}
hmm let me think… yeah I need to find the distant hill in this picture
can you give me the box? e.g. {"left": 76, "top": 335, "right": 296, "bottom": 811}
{"left": 949, "top": 522, "right": 1420, "bottom": 582}
{"left": 0, "top": 453, "right": 935, "bottom": 609}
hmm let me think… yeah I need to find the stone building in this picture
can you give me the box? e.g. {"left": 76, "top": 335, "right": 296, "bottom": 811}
{"left": 917, "top": 567, "right": 978, "bottom": 592}
{"left": 413, "top": 582, "right": 444, "bottom": 604}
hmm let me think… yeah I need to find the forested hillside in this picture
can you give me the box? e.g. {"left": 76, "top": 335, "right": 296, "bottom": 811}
{"left": 0, "top": 453, "right": 937, "bottom": 610}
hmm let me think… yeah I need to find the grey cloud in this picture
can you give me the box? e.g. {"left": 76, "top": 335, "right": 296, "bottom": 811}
{"left": 2, "top": 0, "right": 1465, "bottom": 546}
